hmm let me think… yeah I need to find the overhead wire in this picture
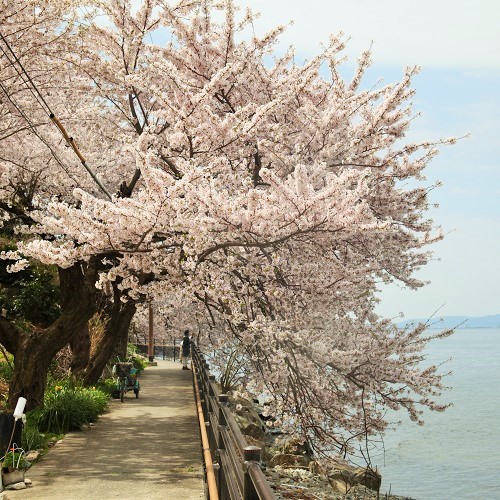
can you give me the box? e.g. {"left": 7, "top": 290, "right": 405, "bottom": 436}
{"left": 0, "top": 31, "right": 112, "bottom": 200}
{"left": 0, "top": 32, "right": 52, "bottom": 114}
{"left": 0, "top": 80, "right": 81, "bottom": 187}
{"left": 0, "top": 43, "right": 51, "bottom": 117}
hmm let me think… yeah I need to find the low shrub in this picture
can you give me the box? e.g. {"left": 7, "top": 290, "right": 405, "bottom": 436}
{"left": 126, "top": 344, "right": 149, "bottom": 374}
{"left": 32, "top": 384, "right": 108, "bottom": 434}
{"left": 96, "top": 377, "right": 117, "bottom": 397}
{"left": 21, "top": 411, "right": 64, "bottom": 454}
{"left": 21, "top": 422, "right": 46, "bottom": 452}
{"left": 130, "top": 354, "right": 148, "bottom": 374}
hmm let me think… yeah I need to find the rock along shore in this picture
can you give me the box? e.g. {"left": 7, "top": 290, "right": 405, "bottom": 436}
{"left": 228, "top": 391, "right": 415, "bottom": 500}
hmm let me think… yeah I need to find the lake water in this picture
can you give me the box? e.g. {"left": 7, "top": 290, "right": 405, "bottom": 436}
{"left": 376, "top": 328, "right": 500, "bottom": 499}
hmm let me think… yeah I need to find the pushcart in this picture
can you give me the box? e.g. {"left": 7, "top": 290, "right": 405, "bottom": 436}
{"left": 113, "top": 362, "right": 140, "bottom": 402}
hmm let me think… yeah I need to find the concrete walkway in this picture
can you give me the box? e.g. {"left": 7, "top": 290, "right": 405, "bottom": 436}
{"left": 8, "top": 360, "right": 205, "bottom": 499}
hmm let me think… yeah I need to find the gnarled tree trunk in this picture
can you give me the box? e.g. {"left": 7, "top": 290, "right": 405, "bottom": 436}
{"left": 70, "top": 323, "right": 91, "bottom": 376}
{"left": 80, "top": 279, "right": 136, "bottom": 385}
{"left": 82, "top": 301, "right": 136, "bottom": 386}
{"left": 0, "top": 261, "right": 98, "bottom": 411}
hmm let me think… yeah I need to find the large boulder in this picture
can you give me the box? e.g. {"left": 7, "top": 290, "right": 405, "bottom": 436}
{"left": 308, "top": 460, "right": 321, "bottom": 474}
{"left": 231, "top": 396, "right": 265, "bottom": 429}
{"left": 271, "top": 436, "right": 311, "bottom": 456}
{"left": 352, "top": 467, "right": 381, "bottom": 492}
{"left": 244, "top": 423, "right": 266, "bottom": 441}
{"left": 244, "top": 435, "right": 272, "bottom": 463}
{"left": 328, "top": 465, "right": 381, "bottom": 493}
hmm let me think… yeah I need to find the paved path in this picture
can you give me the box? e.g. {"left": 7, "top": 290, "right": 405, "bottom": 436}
{"left": 8, "top": 360, "right": 205, "bottom": 499}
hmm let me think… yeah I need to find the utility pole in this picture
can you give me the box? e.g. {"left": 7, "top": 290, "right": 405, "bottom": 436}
{"left": 148, "top": 301, "right": 154, "bottom": 362}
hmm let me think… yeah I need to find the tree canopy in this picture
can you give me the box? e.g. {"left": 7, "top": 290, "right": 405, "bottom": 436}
{"left": 0, "top": 0, "right": 453, "bottom": 463}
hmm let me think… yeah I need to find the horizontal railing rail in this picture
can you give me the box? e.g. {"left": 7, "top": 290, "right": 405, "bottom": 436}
{"left": 132, "top": 341, "right": 181, "bottom": 361}
{"left": 191, "top": 343, "right": 277, "bottom": 500}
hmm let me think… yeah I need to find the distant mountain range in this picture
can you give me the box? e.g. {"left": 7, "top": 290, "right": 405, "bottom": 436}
{"left": 398, "top": 314, "right": 500, "bottom": 329}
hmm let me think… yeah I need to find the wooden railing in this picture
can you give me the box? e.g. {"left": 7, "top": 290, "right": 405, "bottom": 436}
{"left": 191, "top": 343, "right": 277, "bottom": 500}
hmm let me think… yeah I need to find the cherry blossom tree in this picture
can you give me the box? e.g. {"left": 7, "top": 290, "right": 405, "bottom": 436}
{"left": 0, "top": 0, "right": 145, "bottom": 404}
{"left": 0, "top": 0, "right": 453, "bottom": 462}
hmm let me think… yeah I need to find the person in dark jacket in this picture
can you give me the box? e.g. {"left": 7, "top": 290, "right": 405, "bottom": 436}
{"left": 181, "top": 330, "right": 191, "bottom": 370}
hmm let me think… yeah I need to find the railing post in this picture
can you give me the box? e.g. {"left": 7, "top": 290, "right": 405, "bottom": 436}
{"left": 198, "top": 385, "right": 205, "bottom": 413}
{"left": 198, "top": 361, "right": 209, "bottom": 423}
{"left": 208, "top": 374, "right": 216, "bottom": 397}
{"left": 202, "top": 362, "right": 210, "bottom": 393}
{"left": 218, "top": 394, "right": 228, "bottom": 445}
{"left": 243, "top": 446, "right": 261, "bottom": 500}
{"left": 206, "top": 375, "right": 216, "bottom": 450}
{"left": 217, "top": 394, "right": 228, "bottom": 499}
{"left": 203, "top": 362, "right": 210, "bottom": 385}
{"left": 208, "top": 375, "right": 216, "bottom": 413}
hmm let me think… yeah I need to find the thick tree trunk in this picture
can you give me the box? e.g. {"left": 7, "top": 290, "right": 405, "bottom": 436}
{"left": 6, "top": 317, "right": 87, "bottom": 411}
{"left": 6, "top": 315, "right": 96, "bottom": 411}
{"left": 82, "top": 301, "right": 136, "bottom": 386}
{"left": 113, "top": 306, "right": 135, "bottom": 359}
{"left": 70, "top": 323, "right": 91, "bottom": 376}
{"left": 0, "top": 262, "right": 98, "bottom": 411}
{"left": 5, "top": 334, "right": 51, "bottom": 411}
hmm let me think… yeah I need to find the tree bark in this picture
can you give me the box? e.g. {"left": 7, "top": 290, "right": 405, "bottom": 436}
{"left": 113, "top": 304, "right": 133, "bottom": 361}
{"left": 82, "top": 301, "right": 136, "bottom": 386}
{"left": 70, "top": 323, "right": 91, "bottom": 376}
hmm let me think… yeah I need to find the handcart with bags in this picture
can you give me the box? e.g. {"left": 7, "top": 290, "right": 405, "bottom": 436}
{"left": 112, "top": 362, "right": 140, "bottom": 402}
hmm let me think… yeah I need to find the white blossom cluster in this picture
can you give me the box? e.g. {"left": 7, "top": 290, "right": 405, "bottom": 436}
{"left": 0, "top": 0, "right": 454, "bottom": 463}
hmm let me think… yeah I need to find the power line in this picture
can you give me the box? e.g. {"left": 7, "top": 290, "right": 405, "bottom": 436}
{"left": 0, "top": 31, "right": 112, "bottom": 200}
{"left": 0, "top": 32, "right": 52, "bottom": 114}
{"left": 0, "top": 80, "right": 81, "bottom": 186}
{"left": 0, "top": 42, "right": 51, "bottom": 116}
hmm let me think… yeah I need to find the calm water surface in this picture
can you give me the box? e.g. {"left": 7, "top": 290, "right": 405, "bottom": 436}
{"left": 376, "top": 328, "right": 500, "bottom": 499}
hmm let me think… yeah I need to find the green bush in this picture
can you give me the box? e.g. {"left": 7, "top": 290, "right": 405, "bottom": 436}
{"left": 10, "top": 271, "right": 60, "bottom": 326}
{"left": 126, "top": 344, "right": 149, "bottom": 374}
{"left": 130, "top": 354, "right": 148, "bottom": 374}
{"left": 21, "top": 422, "right": 46, "bottom": 452}
{"left": 96, "top": 377, "right": 117, "bottom": 397}
{"left": 32, "top": 384, "right": 109, "bottom": 434}
{"left": 21, "top": 411, "right": 63, "bottom": 454}
{"left": 0, "top": 241, "right": 59, "bottom": 326}
{"left": 0, "top": 252, "right": 60, "bottom": 327}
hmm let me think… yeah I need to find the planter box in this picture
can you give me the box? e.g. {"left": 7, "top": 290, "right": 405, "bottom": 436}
{"left": 2, "top": 468, "right": 25, "bottom": 486}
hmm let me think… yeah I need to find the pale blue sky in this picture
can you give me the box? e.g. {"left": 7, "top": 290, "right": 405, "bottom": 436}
{"left": 236, "top": 0, "right": 500, "bottom": 320}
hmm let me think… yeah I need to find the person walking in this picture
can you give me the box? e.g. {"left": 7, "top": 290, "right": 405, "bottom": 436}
{"left": 181, "top": 330, "right": 191, "bottom": 370}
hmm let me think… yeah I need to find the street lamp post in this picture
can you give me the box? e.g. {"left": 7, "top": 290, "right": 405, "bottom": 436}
{"left": 148, "top": 302, "right": 154, "bottom": 363}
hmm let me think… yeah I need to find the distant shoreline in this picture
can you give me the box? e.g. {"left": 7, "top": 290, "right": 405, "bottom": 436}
{"left": 397, "top": 314, "right": 500, "bottom": 330}
{"left": 424, "top": 326, "right": 500, "bottom": 330}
